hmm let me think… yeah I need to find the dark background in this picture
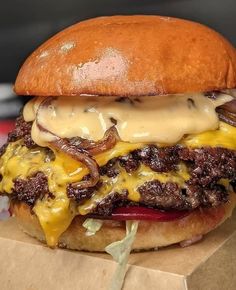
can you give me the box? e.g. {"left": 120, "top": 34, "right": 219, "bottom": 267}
{"left": 0, "top": 0, "right": 236, "bottom": 83}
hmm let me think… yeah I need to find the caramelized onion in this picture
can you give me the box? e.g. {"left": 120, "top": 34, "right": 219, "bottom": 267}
{"left": 216, "top": 99, "right": 236, "bottom": 127}
{"left": 36, "top": 96, "right": 119, "bottom": 155}
{"left": 217, "top": 110, "right": 236, "bottom": 127}
{"left": 217, "top": 99, "right": 236, "bottom": 113}
{"left": 69, "top": 126, "right": 119, "bottom": 155}
{"left": 83, "top": 126, "right": 119, "bottom": 155}
{"left": 52, "top": 138, "right": 100, "bottom": 189}
{"left": 36, "top": 97, "right": 100, "bottom": 189}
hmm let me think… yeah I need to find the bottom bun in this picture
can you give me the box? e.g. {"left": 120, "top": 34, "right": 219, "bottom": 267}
{"left": 12, "top": 192, "right": 236, "bottom": 252}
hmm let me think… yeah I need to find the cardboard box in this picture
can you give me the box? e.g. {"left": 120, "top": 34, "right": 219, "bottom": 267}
{"left": 0, "top": 213, "right": 236, "bottom": 290}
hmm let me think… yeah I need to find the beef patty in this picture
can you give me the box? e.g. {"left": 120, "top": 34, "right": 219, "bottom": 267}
{"left": 2, "top": 115, "right": 236, "bottom": 216}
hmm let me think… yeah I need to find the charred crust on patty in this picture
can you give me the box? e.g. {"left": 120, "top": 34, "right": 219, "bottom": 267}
{"left": 67, "top": 179, "right": 103, "bottom": 203}
{"left": 138, "top": 181, "right": 228, "bottom": 210}
{"left": 91, "top": 190, "right": 128, "bottom": 216}
{"left": 8, "top": 115, "right": 35, "bottom": 148}
{"left": 135, "top": 145, "right": 180, "bottom": 172}
{"left": 12, "top": 172, "right": 51, "bottom": 206}
{"left": 0, "top": 143, "right": 8, "bottom": 157}
{"left": 100, "top": 158, "right": 120, "bottom": 178}
{"left": 179, "top": 147, "right": 236, "bottom": 186}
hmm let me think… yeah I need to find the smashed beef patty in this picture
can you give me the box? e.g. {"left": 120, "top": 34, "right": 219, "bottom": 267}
{"left": 5, "top": 145, "right": 235, "bottom": 216}
{"left": 67, "top": 147, "right": 234, "bottom": 214}
{"left": 1, "top": 115, "right": 236, "bottom": 216}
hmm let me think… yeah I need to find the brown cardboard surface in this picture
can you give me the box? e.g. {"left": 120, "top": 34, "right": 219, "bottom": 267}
{"left": 0, "top": 212, "right": 236, "bottom": 290}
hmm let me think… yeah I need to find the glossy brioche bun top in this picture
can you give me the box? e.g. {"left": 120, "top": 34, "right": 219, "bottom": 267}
{"left": 15, "top": 15, "right": 236, "bottom": 97}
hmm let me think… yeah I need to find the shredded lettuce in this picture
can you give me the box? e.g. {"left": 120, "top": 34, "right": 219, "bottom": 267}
{"left": 0, "top": 196, "right": 10, "bottom": 221}
{"left": 105, "top": 221, "right": 139, "bottom": 290}
{"left": 82, "top": 218, "right": 103, "bottom": 236}
{"left": 0, "top": 196, "right": 9, "bottom": 212}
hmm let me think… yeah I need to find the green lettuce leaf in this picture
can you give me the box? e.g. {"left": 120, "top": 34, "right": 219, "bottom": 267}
{"left": 82, "top": 218, "right": 103, "bottom": 236}
{"left": 105, "top": 221, "right": 139, "bottom": 290}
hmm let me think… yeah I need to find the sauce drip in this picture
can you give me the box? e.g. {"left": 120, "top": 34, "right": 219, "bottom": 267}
{"left": 23, "top": 93, "right": 233, "bottom": 147}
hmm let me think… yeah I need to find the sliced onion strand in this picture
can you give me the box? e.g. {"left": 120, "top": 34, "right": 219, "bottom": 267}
{"left": 216, "top": 99, "right": 236, "bottom": 127}
{"left": 52, "top": 138, "right": 100, "bottom": 189}
{"left": 36, "top": 98, "right": 100, "bottom": 189}
{"left": 85, "top": 126, "right": 119, "bottom": 155}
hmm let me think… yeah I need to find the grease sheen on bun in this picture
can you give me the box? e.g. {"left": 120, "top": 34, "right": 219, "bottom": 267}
{"left": 11, "top": 192, "right": 236, "bottom": 251}
{"left": 15, "top": 15, "right": 236, "bottom": 97}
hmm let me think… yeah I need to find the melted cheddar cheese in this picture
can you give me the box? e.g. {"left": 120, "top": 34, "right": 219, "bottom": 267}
{"left": 78, "top": 162, "right": 189, "bottom": 215}
{"left": 182, "top": 122, "right": 236, "bottom": 149}
{"left": 0, "top": 122, "right": 236, "bottom": 246}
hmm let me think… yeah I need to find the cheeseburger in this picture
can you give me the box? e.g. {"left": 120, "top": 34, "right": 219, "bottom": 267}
{"left": 1, "top": 15, "right": 236, "bottom": 254}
